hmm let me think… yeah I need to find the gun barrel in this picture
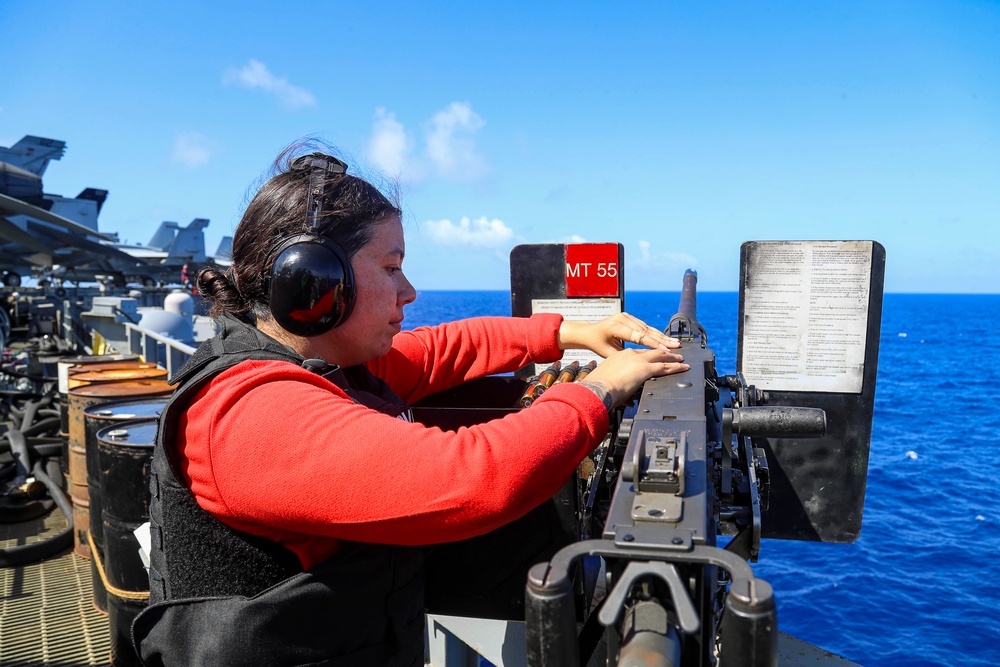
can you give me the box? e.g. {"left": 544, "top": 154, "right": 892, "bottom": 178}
{"left": 668, "top": 269, "right": 702, "bottom": 339}
{"left": 677, "top": 268, "right": 698, "bottom": 321}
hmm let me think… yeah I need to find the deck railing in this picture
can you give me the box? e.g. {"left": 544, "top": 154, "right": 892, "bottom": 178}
{"left": 123, "top": 322, "right": 197, "bottom": 377}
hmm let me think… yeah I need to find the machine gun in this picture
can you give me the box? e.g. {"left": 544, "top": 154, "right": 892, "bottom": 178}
{"left": 525, "top": 269, "right": 833, "bottom": 667}
{"left": 418, "top": 241, "right": 883, "bottom": 666}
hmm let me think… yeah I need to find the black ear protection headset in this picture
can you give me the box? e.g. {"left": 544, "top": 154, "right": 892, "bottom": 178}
{"left": 267, "top": 154, "right": 357, "bottom": 337}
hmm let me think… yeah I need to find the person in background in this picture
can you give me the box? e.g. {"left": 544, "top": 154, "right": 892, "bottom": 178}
{"left": 133, "top": 142, "right": 689, "bottom": 666}
{"left": 179, "top": 263, "right": 190, "bottom": 290}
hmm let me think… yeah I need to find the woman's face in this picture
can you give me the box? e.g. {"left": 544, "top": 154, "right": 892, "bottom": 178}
{"left": 318, "top": 215, "right": 415, "bottom": 366}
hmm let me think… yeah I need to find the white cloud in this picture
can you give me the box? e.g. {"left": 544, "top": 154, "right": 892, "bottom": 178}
{"left": 638, "top": 240, "right": 653, "bottom": 262}
{"left": 422, "top": 216, "right": 513, "bottom": 248}
{"left": 367, "top": 107, "right": 413, "bottom": 177}
{"left": 171, "top": 131, "right": 215, "bottom": 167}
{"left": 540, "top": 234, "right": 588, "bottom": 244}
{"left": 223, "top": 59, "right": 316, "bottom": 110}
{"left": 363, "top": 101, "right": 489, "bottom": 182}
{"left": 634, "top": 239, "right": 698, "bottom": 270}
{"left": 425, "top": 102, "right": 487, "bottom": 179}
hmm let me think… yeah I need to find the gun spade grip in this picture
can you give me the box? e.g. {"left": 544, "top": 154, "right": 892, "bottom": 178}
{"left": 525, "top": 563, "right": 579, "bottom": 667}
{"left": 728, "top": 406, "right": 826, "bottom": 439}
{"left": 719, "top": 579, "right": 778, "bottom": 667}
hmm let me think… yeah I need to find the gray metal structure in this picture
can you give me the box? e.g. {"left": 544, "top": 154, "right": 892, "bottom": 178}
{"left": 0, "top": 135, "right": 228, "bottom": 287}
{"left": 424, "top": 615, "right": 860, "bottom": 667}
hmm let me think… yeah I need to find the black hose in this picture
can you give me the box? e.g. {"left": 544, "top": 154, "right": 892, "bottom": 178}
{"left": 20, "top": 417, "right": 61, "bottom": 438}
{"left": 38, "top": 458, "right": 72, "bottom": 526}
{"left": 25, "top": 436, "right": 64, "bottom": 446}
{"left": 29, "top": 443, "right": 62, "bottom": 458}
{"left": 0, "top": 414, "right": 75, "bottom": 566}
{"left": 0, "top": 455, "right": 74, "bottom": 567}
{"left": 6, "top": 430, "right": 31, "bottom": 481}
{"left": 0, "top": 438, "right": 64, "bottom": 462}
{"left": 20, "top": 397, "right": 50, "bottom": 432}
{"left": 113, "top": 306, "right": 139, "bottom": 325}
{"left": 7, "top": 402, "right": 25, "bottom": 429}
{"left": 0, "top": 450, "right": 60, "bottom": 466}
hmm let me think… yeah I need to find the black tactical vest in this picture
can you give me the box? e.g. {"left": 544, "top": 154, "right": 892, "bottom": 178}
{"left": 133, "top": 315, "right": 424, "bottom": 667}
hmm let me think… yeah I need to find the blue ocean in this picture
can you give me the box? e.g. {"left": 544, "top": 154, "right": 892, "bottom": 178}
{"left": 403, "top": 290, "right": 1000, "bottom": 667}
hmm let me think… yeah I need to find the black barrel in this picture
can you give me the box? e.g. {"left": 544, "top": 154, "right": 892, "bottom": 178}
{"left": 97, "top": 419, "right": 158, "bottom": 667}
{"left": 67, "top": 379, "right": 173, "bottom": 559}
{"left": 84, "top": 399, "right": 167, "bottom": 614}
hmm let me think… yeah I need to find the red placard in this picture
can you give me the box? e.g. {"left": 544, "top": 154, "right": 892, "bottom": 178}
{"left": 565, "top": 243, "right": 620, "bottom": 297}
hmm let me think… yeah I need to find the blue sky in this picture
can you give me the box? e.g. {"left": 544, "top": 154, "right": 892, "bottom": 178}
{"left": 2, "top": 1, "right": 997, "bottom": 292}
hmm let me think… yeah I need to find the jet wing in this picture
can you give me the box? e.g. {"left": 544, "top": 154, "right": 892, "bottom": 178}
{"left": 0, "top": 215, "right": 55, "bottom": 258}
{"left": 27, "top": 221, "right": 146, "bottom": 266}
{"left": 0, "top": 192, "right": 115, "bottom": 240}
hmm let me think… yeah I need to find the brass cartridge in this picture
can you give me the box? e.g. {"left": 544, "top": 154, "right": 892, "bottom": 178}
{"left": 551, "top": 360, "right": 581, "bottom": 386}
{"left": 574, "top": 360, "right": 598, "bottom": 383}
{"left": 519, "top": 362, "right": 561, "bottom": 408}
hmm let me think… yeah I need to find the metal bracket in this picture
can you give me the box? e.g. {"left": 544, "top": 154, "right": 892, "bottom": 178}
{"left": 597, "top": 560, "right": 701, "bottom": 635}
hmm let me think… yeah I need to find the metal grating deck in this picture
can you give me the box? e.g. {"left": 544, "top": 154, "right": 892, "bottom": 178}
{"left": 1, "top": 510, "right": 111, "bottom": 666}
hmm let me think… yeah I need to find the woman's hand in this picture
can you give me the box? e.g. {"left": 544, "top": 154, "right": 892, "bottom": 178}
{"left": 578, "top": 347, "right": 690, "bottom": 410}
{"left": 557, "top": 312, "right": 681, "bottom": 358}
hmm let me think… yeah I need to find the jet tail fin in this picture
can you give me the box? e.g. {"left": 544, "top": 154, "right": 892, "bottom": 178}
{"left": 214, "top": 235, "right": 233, "bottom": 261}
{"left": 148, "top": 221, "right": 180, "bottom": 250}
{"left": 166, "top": 218, "right": 209, "bottom": 263}
{"left": 0, "top": 136, "right": 67, "bottom": 176}
{"left": 76, "top": 188, "right": 109, "bottom": 214}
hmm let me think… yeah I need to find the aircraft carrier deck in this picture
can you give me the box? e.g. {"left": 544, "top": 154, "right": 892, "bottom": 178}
{"left": 1, "top": 512, "right": 111, "bottom": 665}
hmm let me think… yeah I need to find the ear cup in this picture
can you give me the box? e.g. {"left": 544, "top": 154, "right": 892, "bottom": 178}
{"left": 268, "top": 234, "right": 356, "bottom": 336}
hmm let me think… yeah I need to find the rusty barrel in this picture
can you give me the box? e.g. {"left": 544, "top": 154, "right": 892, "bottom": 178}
{"left": 56, "top": 355, "right": 140, "bottom": 476}
{"left": 67, "top": 363, "right": 167, "bottom": 390}
{"left": 58, "top": 355, "right": 141, "bottom": 431}
{"left": 84, "top": 398, "right": 168, "bottom": 613}
{"left": 67, "top": 379, "right": 173, "bottom": 559}
{"left": 97, "top": 419, "right": 157, "bottom": 667}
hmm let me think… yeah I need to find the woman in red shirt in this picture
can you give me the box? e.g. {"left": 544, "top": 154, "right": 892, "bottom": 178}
{"left": 134, "top": 145, "right": 688, "bottom": 667}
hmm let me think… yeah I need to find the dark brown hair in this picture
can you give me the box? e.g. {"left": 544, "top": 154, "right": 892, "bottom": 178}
{"left": 197, "top": 140, "right": 400, "bottom": 320}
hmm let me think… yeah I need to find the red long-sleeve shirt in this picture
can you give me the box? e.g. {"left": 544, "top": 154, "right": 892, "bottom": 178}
{"left": 176, "top": 314, "right": 609, "bottom": 570}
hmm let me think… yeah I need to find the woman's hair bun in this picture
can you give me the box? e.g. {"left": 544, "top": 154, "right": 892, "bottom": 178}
{"left": 197, "top": 267, "right": 246, "bottom": 317}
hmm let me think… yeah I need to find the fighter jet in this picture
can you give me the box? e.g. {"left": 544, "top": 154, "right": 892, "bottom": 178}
{"left": 0, "top": 135, "right": 224, "bottom": 287}
{"left": 108, "top": 218, "right": 220, "bottom": 285}
{"left": 0, "top": 135, "right": 133, "bottom": 285}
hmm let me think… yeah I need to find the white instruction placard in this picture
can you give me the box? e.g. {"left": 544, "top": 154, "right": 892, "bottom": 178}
{"left": 740, "top": 241, "right": 872, "bottom": 393}
{"left": 530, "top": 298, "right": 621, "bottom": 376}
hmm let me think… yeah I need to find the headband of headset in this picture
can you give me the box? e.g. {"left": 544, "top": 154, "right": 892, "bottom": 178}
{"left": 267, "top": 154, "right": 356, "bottom": 337}
{"left": 298, "top": 154, "right": 347, "bottom": 232}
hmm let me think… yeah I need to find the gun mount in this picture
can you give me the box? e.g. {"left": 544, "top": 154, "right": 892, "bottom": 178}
{"left": 415, "top": 241, "right": 884, "bottom": 667}
{"left": 526, "top": 269, "right": 829, "bottom": 667}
